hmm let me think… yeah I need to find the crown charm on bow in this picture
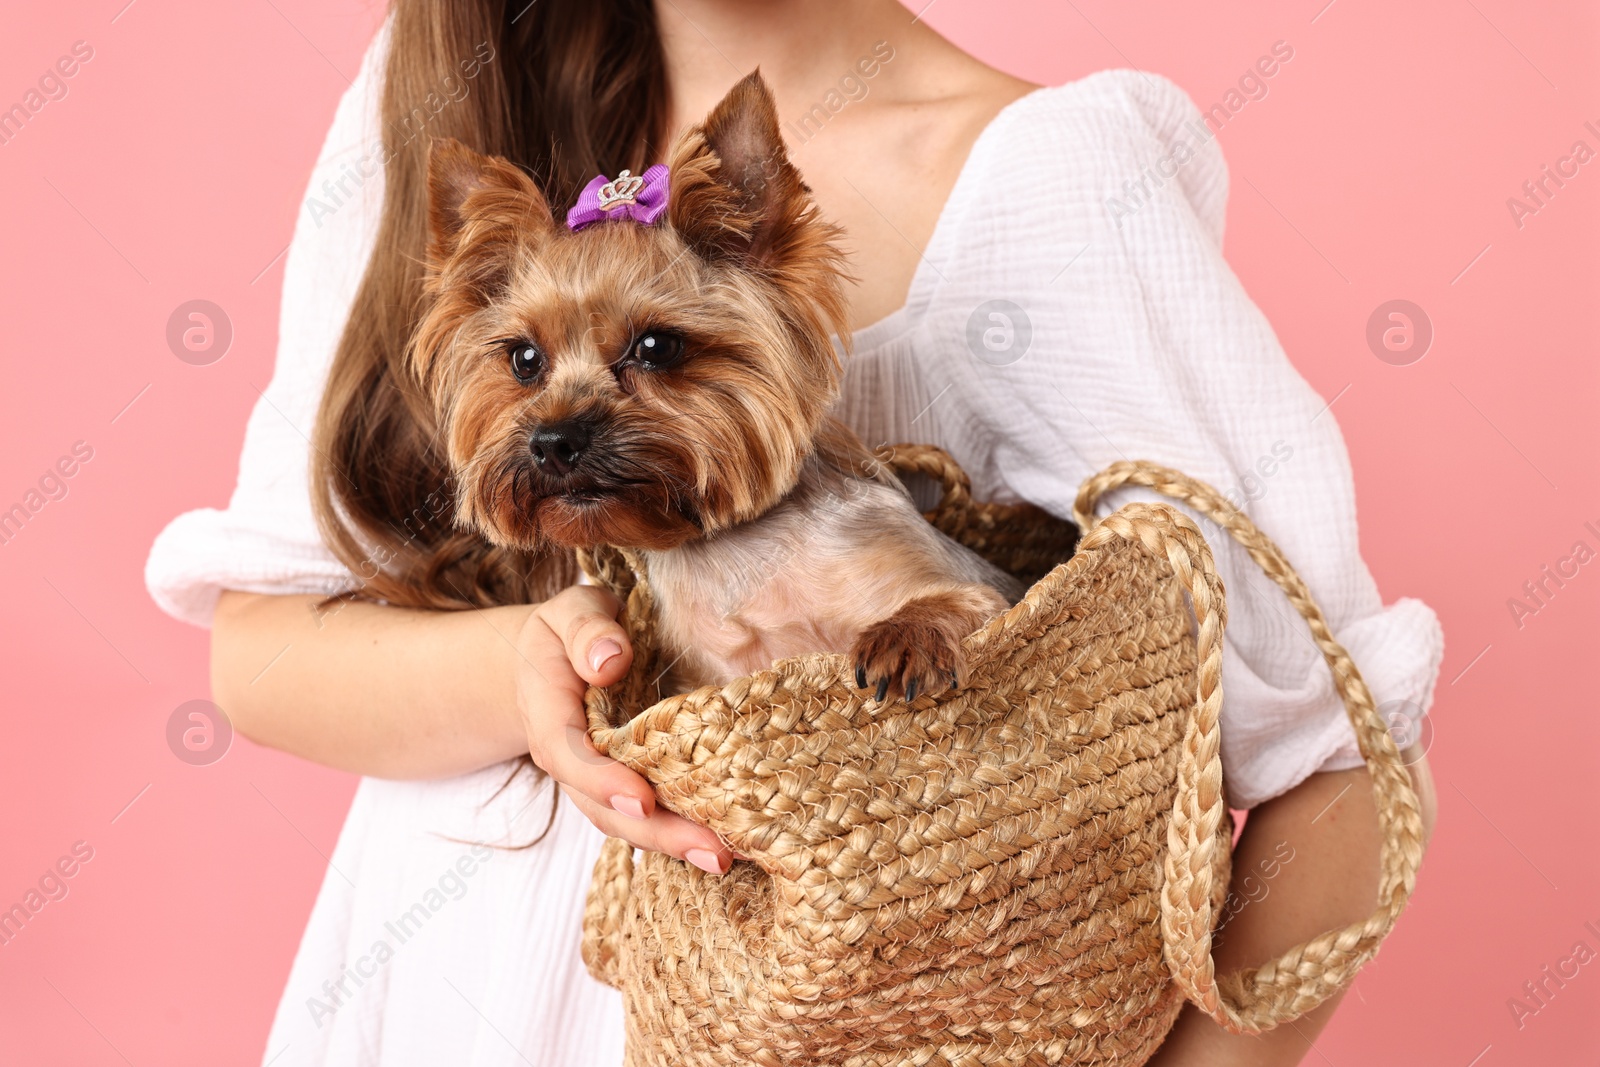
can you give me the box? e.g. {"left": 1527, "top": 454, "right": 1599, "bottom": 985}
{"left": 567, "top": 164, "right": 670, "bottom": 231}
{"left": 598, "top": 170, "right": 646, "bottom": 209}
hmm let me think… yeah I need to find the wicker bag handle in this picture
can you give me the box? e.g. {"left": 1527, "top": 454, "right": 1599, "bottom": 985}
{"left": 1072, "top": 461, "right": 1425, "bottom": 1033}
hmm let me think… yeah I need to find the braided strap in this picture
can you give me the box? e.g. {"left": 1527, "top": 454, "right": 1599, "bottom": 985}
{"left": 875, "top": 443, "right": 1081, "bottom": 586}
{"left": 577, "top": 545, "right": 655, "bottom": 987}
{"left": 576, "top": 544, "right": 639, "bottom": 602}
{"left": 873, "top": 442, "right": 976, "bottom": 513}
{"left": 580, "top": 835, "right": 636, "bottom": 988}
{"left": 1074, "top": 461, "right": 1425, "bottom": 1034}
{"left": 578, "top": 546, "right": 664, "bottom": 730}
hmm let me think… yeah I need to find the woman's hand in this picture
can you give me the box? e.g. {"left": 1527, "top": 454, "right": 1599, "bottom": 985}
{"left": 211, "top": 584, "right": 731, "bottom": 870}
{"left": 516, "top": 586, "right": 732, "bottom": 874}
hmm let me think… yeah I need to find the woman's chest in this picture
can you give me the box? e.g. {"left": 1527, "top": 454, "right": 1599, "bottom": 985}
{"left": 789, "top": 108, "right": 976, "bottom": 332}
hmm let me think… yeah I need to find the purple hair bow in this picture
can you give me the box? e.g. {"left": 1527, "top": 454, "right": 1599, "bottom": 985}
{"left": 565, "top": 164, "right": 670, "bottom": 231}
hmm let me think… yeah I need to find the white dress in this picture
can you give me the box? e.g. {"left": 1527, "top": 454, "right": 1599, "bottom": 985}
{"left": 144, "top": 23, "right": 1443, "bottom": 1067}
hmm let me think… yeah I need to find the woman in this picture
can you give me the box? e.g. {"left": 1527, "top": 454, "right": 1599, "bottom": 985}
{"left": 146, "top": 1, "right": 1441, "bottom": 1063}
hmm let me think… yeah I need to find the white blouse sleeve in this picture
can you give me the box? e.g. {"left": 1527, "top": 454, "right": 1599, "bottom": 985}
{"left": 935, "top": 72, "right": 1443, "bottom": 809}
{"left": 144, "top": 22, "right": 391, "bottom": 627}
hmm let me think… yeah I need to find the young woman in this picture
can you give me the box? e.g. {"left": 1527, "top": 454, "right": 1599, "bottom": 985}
{"left": 147, "top": 1, "right": 1441, "bottom": 1063}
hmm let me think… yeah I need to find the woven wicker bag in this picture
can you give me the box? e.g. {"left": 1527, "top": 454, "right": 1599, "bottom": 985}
{"left": 576, "top": 446, "right": 1424, "bottom": 1067}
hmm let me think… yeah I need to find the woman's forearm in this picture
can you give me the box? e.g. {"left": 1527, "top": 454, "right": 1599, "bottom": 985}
{"left": 1146, "top": 748, "right": 1437, "bottom": 1066}
{"left": 211, "top": 590, "right": 534, "bottom": 779}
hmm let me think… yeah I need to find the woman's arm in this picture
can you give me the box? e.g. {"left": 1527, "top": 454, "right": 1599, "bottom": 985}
{"left": 211, "top": 587, "right": 733, "bottom": 871}
{"left": 1145, "top": 747, "right": 1438, "bottom": 1066}
{"left": 213, "top": 590, "right": 531, "bottom": 778}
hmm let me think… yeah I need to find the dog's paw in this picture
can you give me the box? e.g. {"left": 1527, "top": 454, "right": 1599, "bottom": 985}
{"left": 852, "top": 618, "right": 962, "bottom": 703}
{"left": 851, "top": 590, "right": 994, "bottom": 703}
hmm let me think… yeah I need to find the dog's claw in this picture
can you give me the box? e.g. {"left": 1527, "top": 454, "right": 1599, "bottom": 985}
{"left": 851, "top": 596, "right": 988, "bottom": 707}
{"left": 856, "top": 665, "right": 868, "bottom": 689}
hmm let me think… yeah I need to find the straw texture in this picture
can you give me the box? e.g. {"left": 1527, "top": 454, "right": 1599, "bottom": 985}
{"left": 576, "top": 446, "right": 1422, "bottom": 1066}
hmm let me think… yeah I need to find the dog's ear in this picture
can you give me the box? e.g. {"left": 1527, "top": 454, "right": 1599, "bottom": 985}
{"left": 425, "top": 138, "right": 552, "bottom": 276}
{"left": 667, "top": 72, "right": 835, "bottom": 273}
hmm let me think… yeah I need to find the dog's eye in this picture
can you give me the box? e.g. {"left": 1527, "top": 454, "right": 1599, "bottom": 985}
{"left": 630, "top": 331, "right": 684, "bottom": 370}
{"left": 508, "top": 343, "right": 545, "bottom": 383}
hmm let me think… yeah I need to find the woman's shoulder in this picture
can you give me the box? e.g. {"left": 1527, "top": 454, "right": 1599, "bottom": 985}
{"left": 999, "top": 69, "right": 1216, "bottom": 156}
{"left": 1028, "top": 69, "right": 1203, "bottom": 116}
{"left": 948, "top": 69, "right": 1230, "bottom": 248}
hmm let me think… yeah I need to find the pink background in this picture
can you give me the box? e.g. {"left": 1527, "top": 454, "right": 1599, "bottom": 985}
{"left": 1, "top": 0, "right": 1595, "bottom": 1063}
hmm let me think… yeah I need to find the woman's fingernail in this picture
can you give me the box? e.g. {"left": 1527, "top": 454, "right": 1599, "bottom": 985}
{"left": 610, "top": 794, "right": 646, "bottom": 821}
{"left": 589, "top": 639, "right": 623, "bottom": 673}
{"left": 685, "top": 848, "right": 726, "bottom": 875}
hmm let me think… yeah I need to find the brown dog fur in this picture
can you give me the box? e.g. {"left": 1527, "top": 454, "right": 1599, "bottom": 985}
{"left": 415, "top": 72, "right": 1018, "bottom": 699}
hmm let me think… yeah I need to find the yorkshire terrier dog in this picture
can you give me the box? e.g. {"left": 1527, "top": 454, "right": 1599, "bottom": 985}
{"left": 415, "top": 72, "right": 1021, "bottom": 700}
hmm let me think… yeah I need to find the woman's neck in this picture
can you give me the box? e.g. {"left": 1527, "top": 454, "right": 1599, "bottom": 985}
{"left": 654, "top": 0, "right": 930, "bottom": 137}
{"left": 648, "top": 0, "right": 1036, "bottom": 332}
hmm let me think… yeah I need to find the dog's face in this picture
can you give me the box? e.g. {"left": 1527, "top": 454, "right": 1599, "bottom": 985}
{"left": 414, "top": 73, "right": 848, "bottom": 552}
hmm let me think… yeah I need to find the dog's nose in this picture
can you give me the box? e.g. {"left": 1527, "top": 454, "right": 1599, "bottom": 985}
{"left": 529, "top": 420, "right": 591, "bottom": 476}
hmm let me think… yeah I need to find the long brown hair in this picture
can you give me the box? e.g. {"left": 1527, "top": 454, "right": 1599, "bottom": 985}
{"left": 312, "top": 0, "right": 671, "bottom": 609}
